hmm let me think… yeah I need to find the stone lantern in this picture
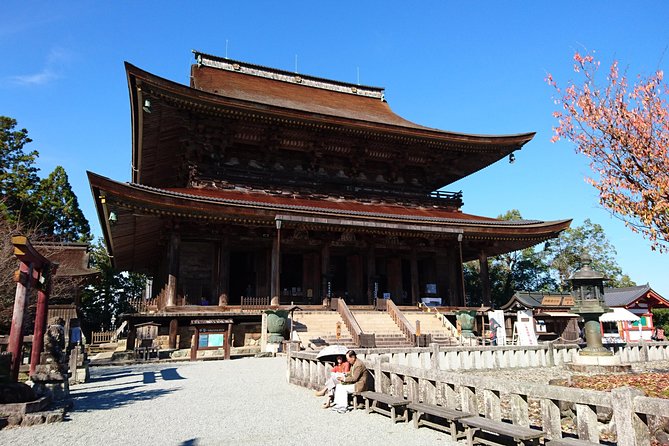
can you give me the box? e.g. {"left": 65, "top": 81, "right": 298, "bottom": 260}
{"left": 569, "top": 254, "right": 612, "bottom": 356}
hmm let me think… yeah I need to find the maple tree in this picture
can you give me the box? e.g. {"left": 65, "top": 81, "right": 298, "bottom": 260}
{"left": 547, "top": 52, "right": 669, "bottom": 252}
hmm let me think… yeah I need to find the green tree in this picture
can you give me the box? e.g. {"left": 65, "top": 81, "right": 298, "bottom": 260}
{"left": 0, "top": 116, "right": 40, "bottom": 222}
{"left": 79, "top": 240, "right": 146, "bottom": 335}
{"left": 543, "top": 219, "right": 636, "bottom": 290}
{"left": 464, "top": 210, "right": 555, "bottom": 308}
{"left": 36, "top": 166, "right": 91, "bottom": 242}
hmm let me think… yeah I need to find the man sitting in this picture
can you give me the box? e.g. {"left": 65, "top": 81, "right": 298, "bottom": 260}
{"left": 331, "top": 350, "right": 368, "bottom": 413}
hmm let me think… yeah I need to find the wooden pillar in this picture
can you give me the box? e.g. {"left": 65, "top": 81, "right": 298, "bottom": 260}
{"left": 321, "top": 243, "right": 330, "bottom": 299}
{"left": 410, "top": 248, "right": 419, "bottom": 306}
{"left": 217, "top": 239, "right": 230, "bottom": 305}
{"left": 8, "top": 262, "right": 32, "bottom": 381}
{"left": 126, "top": 320, "right": 137, "bottom": 351}
{"left": 366, "top": 244, "right": 376, "bottom": 305}
{"left": 270, "top": 222, "right": 281, "bottom": 301}
{"left": 387, "top": 257, "right": 402, "bottom": 303}
{"left": 30, "top": 278, "right": 51, "bottom": 376}
{"left": 479, "top": 251, "right": 491, "bottom": 307}
{"left": 457, "top": 240, "right": 466, "bottom": 307}
{"left": 166, "top": 231, "right": 180, "bottom": 307}
{"left": 436, "top": 253, "right": 450, "bottom": 305}
{"left": 312, "top": 251, "right": 321, "bottom": 302}
{"left": 190, "top": 327, "right": 199, "bottom": 361}
{"left": 168, "top": 319, "right": 179, "bottom": 349}
{"left": 225, "top": 323, "right": 232, "bottom": 360}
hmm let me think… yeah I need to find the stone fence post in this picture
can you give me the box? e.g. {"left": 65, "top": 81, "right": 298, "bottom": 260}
{"left": 546, "top": 342, "right": 555, "bottom": 367}
{"left": 611, "top": 386, "right": 649, "bottom": 445}
{"left": 374, "top": 355, "right": 389, "bottom": 393}
{"left": 430, "top": 343, "right": 440, "bottom": 370}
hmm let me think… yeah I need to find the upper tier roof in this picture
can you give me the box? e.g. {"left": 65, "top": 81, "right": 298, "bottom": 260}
{"left": 126, "top": 53, "right": 536, "bottom": 188}
{"left": 190, "top": 50, "right": 534, "bottom": 139}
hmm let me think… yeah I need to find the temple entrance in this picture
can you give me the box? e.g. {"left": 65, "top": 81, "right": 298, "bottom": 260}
{"left": 401, "top": 259, "right": 412, "bottom": 305}
{"left": 229, "top": 251, "right": 256, "bottom": 304}
{"left": 180, "top": 241, "right": 215, "bottom": 305}
{"left": 280, "top": 253, "right": 303, "bottom": 301}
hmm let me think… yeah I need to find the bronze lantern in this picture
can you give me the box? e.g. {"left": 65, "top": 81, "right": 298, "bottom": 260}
{"left": 569, "top": 254, "right": 613, "bottom": 356}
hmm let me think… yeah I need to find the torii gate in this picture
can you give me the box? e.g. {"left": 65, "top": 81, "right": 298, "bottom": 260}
{"left": 7, "top": 236, "right": 57, "bottom": 381}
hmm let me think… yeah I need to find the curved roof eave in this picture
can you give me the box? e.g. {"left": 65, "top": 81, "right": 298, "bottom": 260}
{"left": 89, "top": 171, "right": 571, "bottom": 236}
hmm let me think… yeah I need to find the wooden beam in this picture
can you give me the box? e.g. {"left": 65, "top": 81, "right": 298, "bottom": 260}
{"left": 410, "top": 248, "right": 419, "bottom": 306}
{"left": 166, "top": 231, "right": 180, "bottom": 307}
{"left": 479, "top": 251, "right": 491, "bottom": 307}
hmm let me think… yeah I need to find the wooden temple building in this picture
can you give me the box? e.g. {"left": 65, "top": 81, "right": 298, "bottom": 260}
{"left": 88, "top": 51, "right": 570, "bottom": 351}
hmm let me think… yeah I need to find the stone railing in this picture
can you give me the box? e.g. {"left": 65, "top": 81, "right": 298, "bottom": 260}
{"left": 349, "top": 343, "right": 578, "bottom": 370}
{"left": 348, "top": 341, "right": 669, "bottom": 371}
{"left": 386, "top": 299, "right": 416, "bottom": 345}
{"left": 288, "top": 349, "right": 669, "bottom": 444}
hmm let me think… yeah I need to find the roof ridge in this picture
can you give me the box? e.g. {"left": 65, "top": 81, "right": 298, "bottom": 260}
{"left": 192, "top": 50, "right": 385, "bottom": 99}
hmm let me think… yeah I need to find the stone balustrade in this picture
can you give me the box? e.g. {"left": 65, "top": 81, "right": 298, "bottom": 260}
{"left": 288, "top": 342, "right": 669, "bottom": 444}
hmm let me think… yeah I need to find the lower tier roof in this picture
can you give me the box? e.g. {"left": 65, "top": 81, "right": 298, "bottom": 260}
{"left": 88, "top": 171, "right": 571, "bottom": 271}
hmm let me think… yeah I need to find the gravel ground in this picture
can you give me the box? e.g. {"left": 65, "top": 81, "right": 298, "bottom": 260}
{"left": 1, "top": 357, "right": 459, "bottom": 446}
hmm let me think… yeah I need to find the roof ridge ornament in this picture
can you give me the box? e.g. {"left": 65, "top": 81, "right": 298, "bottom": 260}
{"left": 192, "top": 50, "right": 385, "bottom": 99}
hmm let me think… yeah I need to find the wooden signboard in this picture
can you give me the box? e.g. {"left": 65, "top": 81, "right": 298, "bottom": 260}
{"left": 562, "top": 296, "right": 575, "bottom": 306}
{"left": 541, "top": 296, "right": 562, "bottom": 306}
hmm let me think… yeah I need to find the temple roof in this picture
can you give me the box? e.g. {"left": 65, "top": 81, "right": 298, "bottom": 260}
{"left": 192, "top": 51, "right": 493, "bottom": 133}
{"left": 127, "top": 56, "right": 535, "bottom": 188}
{"left": 32, "top": 241, "right": 98, "bottom": 278}
{"left": 603, "top": 285, "right": 669, "bottom": 308}
{"left": 89, "top": 171, "right": 571, "bottom": 271}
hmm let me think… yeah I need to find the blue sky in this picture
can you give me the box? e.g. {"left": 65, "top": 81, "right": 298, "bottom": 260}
{"left": 2, "top": 1, "right": 669, "bottom": 297}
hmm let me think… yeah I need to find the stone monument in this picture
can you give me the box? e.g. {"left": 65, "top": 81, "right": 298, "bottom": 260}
{"left": 30, "top": 317, "right": 70, "bottom": 401}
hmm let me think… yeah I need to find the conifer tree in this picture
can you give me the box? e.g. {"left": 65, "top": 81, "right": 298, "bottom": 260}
{"left": 36, "top": 166, "right": 91, "bottom": 242}
{"left": 0, "top": 116, "right": 40, "bottom": 222}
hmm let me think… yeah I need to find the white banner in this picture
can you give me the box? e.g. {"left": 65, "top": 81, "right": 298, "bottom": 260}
{"left": 515, "top": 310, "right": 538, "bottom": 346}
{"left": 487, "top": 310, "right": 506, "bottom": 345}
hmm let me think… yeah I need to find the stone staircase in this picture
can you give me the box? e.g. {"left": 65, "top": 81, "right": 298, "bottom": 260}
{"left": 403, "top": 311, "right": 459, "bottom": 345}
{"left": 352, "top": 310, "right": 414, "bottom": 348}
{"left": 292, "top": 311, "right": 355, "bottom": 349}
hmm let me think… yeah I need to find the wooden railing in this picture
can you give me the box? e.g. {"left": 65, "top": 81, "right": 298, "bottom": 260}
{"left": 418, "top": 302, "right": 457, "bottom": 337}
{"left": 386, "top": 299, "right": 416, "bottom": 345}
{"left": 337, "top": 298, "right": 375, "bottom": 347}
{"left": 91, "top": 330, "right": 115, "bottom": 345}
{"left": 240, "top": 296, "right": 271, "bottom": 312}
{"left": 288, "top": 349, "right": 669, "bottom": 444}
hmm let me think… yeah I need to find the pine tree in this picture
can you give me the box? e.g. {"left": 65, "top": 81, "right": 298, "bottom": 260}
{"left": 0, "top": 116, "right": 40, "bottom": 222}
{"left": 36, "top": 166, "right": 91, "bottom": 242}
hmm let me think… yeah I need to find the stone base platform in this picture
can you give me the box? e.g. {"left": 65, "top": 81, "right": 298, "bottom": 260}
{"left": 0, "top": 394, "right": 72, "bottom": 429}
{"left": 566, "top": 354, "right": 633, "bottom": 373}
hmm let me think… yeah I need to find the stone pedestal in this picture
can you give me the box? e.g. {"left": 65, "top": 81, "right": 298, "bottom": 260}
{"left": 31, "top": 364, "right": 70, "bottom": 402}
{"left": 567, "top": 353, "right": 632, "bottom": 373}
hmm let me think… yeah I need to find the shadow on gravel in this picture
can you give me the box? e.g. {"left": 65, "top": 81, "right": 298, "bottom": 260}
{"left": 73, "top": 384, "right": 176, "bottom": 412}
{"left": 160, "top": 368, "right": 185, "bottom": 381}
{"left": 143, "top": 372, "right": 157, "bottom": 384}
{"left": 179, "top": 439, "right": 199, "bottom": 446}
